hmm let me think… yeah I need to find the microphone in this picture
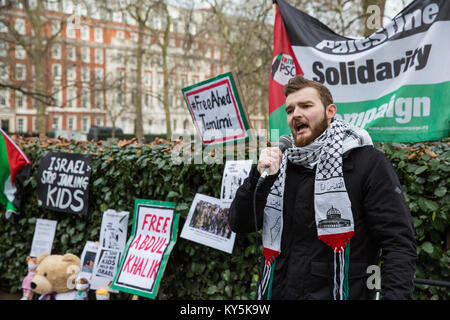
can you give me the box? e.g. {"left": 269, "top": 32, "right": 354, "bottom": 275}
{"left": 258, "top": 135, "right": 292, "bottom": 182}
{"left": 252, "top": 135, "right": 292, "bottom": 233}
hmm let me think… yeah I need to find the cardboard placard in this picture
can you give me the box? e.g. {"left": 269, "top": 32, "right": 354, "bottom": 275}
{"left": 111, "top": 199, "right": 179, "bottom": 299}
{"left": 182, "top": 72, "right": 251, "bottom": 146}
{"left": 90, "top": 209, "right": 129, "bottom": 292}
{"left": 220, "top": 160, "right": 253, "bottom": 205}
{"left": 36, "top": 152, "right": 92, "bottom": 215}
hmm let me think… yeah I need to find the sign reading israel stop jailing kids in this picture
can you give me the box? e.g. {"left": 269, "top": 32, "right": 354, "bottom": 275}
{"left": 36, "top": 152, "right": 92, "bottom": 215}
{"left": 111, "top": 199, "right": 179, "bottom": 299}
{"left": 182, "top": 72, "right": 251, "bottom": 146}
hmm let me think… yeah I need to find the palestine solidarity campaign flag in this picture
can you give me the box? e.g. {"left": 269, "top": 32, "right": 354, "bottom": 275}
{"left": 0, "top": 128, "right": 31, "bottom": 223}
{"left": 270, "top": 0, "right": 450, "bottom": 142}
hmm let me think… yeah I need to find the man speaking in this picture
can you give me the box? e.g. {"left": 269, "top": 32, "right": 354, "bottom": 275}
{"left": 229, "top": 75, "right": 416, "bottom": 300}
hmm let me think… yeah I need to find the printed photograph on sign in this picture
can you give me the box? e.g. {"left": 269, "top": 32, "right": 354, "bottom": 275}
{"left": 36, "top": 152, "right": 92, "bottom": 215}
{"left": 111, "top": 199, "right": 178, "bottom": 300}
{"left": 220, "top": 160, "right": 253, "bottom": 205}
{"left": 78, "top": 241, "right": 98, "bottom": 280}
{"left": 182, "top": 72, "right": 251, "bottom": 146}
{"left": 180, "top": 193, "right": 236, "bottom": 254}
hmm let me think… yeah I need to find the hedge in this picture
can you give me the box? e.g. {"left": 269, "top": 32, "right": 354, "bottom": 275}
{"left": 0, "top": 136, "right": 448, "bottom": 300}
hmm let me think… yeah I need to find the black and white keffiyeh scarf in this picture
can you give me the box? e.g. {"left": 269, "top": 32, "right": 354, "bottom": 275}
{"left": 258, "top": 119, "right": 373, "bottom": 300}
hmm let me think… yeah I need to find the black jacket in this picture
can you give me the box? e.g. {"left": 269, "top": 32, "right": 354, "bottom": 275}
{"left": 229, "top": 146, "right": 416, "bottom": 300}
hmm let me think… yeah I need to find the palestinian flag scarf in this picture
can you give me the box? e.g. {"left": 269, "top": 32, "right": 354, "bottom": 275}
{"left": 0, "top": 128, "right": 31, "bottom": 223}
{"left": 258, "top": 119, "right": 372, "bottom": 300}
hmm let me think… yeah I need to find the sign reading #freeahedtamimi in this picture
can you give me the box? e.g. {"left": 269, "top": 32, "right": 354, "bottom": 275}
{"left": 182, "top": 72, "right": 251, "bottom": 145}
{"left": 37, "top": 152, "right": 92, "bottom": 215}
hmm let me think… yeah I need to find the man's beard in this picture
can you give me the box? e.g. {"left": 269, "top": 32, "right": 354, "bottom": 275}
{"left": 292, "top": 113, "right": 329, "bottom": 147}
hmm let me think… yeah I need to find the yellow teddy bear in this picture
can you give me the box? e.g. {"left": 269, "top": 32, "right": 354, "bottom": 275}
{"left": 31, "top": 253, "right": 80, "bottom": 300}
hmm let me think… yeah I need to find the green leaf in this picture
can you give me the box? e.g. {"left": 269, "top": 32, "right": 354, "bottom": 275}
{"left": 207, "top": 285, "right": 217, "bottom": 295}
{"left": 414, "top": 166, "right": 428, "bottom": 175}
{"left": 434, "top": 186, "right": 447, "bottom": 197}
{"left": 422, "top": 242, "right": 434, "bottom": 254}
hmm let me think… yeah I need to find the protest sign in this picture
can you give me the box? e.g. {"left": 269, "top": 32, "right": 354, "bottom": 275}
{"left": 36, "top": 152, "right": 92, "bottom": 215}
{"left": 269, "top": 0, "right": 450, "bottom": 142}
{"left": 111, "top": 199, "right": 179, "bottom": 299}
{"left": 79, "top": 241, "right": 99, "bottom": 281}
{"left": 30, "top": 218, "right": 57, "bottom": 258}
{"left": 90, "top": 209, "right": 129, "bottom": 292}
{"left": 182, "top": 72, "right": 251, "bottom": 146}
{"left": 220, "top": 160, "right": 253, "bottom": 205}
{"left": 180, "top": 194, "right": 236, "bottom": 254}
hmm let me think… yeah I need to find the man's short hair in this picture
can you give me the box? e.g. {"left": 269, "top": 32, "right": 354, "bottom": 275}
{"left": 283, "top": 75, "right": 333, "bottom": 108}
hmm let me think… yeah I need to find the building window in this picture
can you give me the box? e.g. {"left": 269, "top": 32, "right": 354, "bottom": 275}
{"left": 117, "top": 30, "right": 124, "bottom": 39}
{"left": 17, "top": 118, "right": 25, "bottom": 133}
{"left": 52, "top": 63, "right": 61, "bottom": 80}
{"left": 82, "top": 67, "right": 90, "bottom": 82}
{"left": 67, "top": 66, "right": 76, "bottom": 82}
{"left": 67, "top": 45, "right": 76, "bottom": 61}
{"left": 95, "top": 117, "right": 102, "bottom": 126}
{"left": 52, "top": 117, "right": 60, "bottom": 131}
{"left": 52, "top": 44, "right": 61, "bottom": 59}
{"left": 51, "top": 21, "right": 60, "bottom": 36}
{"left": 81, "top": 89, "right": 90, "bottom": 108}
{"left": 0, "top": 21, "right": 8, "bottom": 33}
{"left": 47, "top": 0, "right": 59, "bottom": 11}
{"left": 81, "top": 47, "right": 90, "bottom": 63}
{"left": 144, "top": 73, "right": 150, "bottom": 87}
{"left": 67, "top": 87, "right": 77, "bottom": 108}
{"left": 66, "top": 24, "right": 76, "bottom": 39}
{"left": 0, "top": 42, "right": 7, "bottom": 57}
{"left": 94, "top": 28, "right": 103, "bottom": 42}
{"left": 52, "top": 86, "right": 62, "bottom": 106}
{"left": 183, "top": 119, "right": 190, "bottom": 130}
{"left": 68, "top": 116, "right": 76, "bottom": 130}
{"left": 15, "top": 91, "right": 25, "bottom": 109}
{"left": 81, "top": 26, "right": 89, "bottom": 41}
{"left": 0, "top": 88, "right": 9, "bottom": 107}
{"left": 0, "top": 62, "right": 8, "bottom": 81}
{"left": 15, "top": 45, "right": 26, "bottom": 59}
{"left": 95, "top": 49, "right": 103, "bottom": 64}
{"left": 157, "top": 74, "right": 163, "bottom": 88}
{"left": 95, "top": 68, "right": 103, "bottom": 81}
{"left": 15, "top": 18, "right": 25, "bottom": 35}
{"left": 16, "top": 63, "right": 26, "bottom": 81}
{"left": 82, "top": 117, "right": 89, "bottom": 132}
{"left": 95, "top": 91, "right": 103, "bottom": 109}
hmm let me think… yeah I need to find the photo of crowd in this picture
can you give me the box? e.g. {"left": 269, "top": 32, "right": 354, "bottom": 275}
{"left": 188, "top": 200, "right": 232, "bottom": 239}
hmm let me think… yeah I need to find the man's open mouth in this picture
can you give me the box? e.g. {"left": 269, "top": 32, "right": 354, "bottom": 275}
{"left": 295, "top": 123, "right": 309, "bottom": 133}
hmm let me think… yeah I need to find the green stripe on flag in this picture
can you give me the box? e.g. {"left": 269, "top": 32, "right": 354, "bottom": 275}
{"left": 269, "top": 103, "right": 291, "bottom": 140}
{"left": 0, "top": 133, "right": 11, "bottom": 207}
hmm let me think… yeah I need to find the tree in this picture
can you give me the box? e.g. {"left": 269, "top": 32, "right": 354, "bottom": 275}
{"left": 206, "top": 0, "right": 274, "bottom": 131}
{"left": 0, "top": 0, "right": 66, "bottom": 138}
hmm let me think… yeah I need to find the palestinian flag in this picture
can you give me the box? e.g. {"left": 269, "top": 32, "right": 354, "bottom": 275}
{"left": 0, "top": 128, "right": 31, "bottom": 223}
{"left": 269, "top": 0, "right": 450, "bottom": 142}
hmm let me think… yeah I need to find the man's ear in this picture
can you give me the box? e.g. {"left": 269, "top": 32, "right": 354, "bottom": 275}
{"left": 326, "top": 104, "right": 337, "bottom": 120}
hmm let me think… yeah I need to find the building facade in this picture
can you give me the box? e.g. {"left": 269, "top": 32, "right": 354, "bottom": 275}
{"left": 0, "top": 0, "right": 266, "bottom": 138}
